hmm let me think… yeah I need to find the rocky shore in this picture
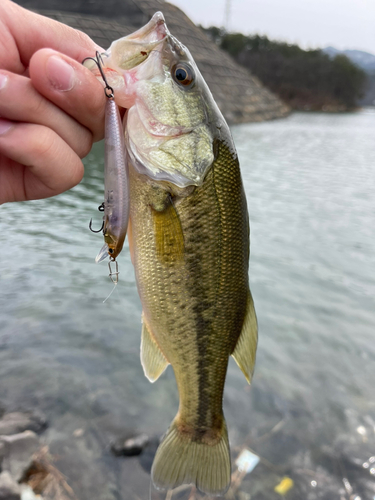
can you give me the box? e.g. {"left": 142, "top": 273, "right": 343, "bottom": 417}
{"left": 1, "top": 387, "right": 374, "bottom": 500}
{"left": 0, "top": 408, "right": 82, "bottom": 500}
{"left": 0, "top": 404, "right": 158, "bottom": 500}
{"left": 0, "top": 408, "right": 46, "bottom": 500}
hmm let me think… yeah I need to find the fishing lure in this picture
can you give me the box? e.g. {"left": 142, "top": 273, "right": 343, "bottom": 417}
{"left": 85, "top": 52, "right": 130, "bottom": 285}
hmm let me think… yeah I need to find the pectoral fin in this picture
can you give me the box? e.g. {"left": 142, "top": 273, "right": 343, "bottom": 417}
{"left": 141, "top": 316, "right": 169, "bottom": 383}
{"left": 232, "top": 291, "right": 258, "bottom": 384}
{"left": 151, "top": 198, "right": 184, "bottom": 264}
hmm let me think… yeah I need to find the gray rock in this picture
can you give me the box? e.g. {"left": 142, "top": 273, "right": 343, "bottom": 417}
{"left": 139, "top": 437, "right": 160, "bottom": 474}
{"left": 0, "top": 471, "right": 21, "bottom": 500}
{"left": 0, "top": 412, "right": 47, "bottom": 436}
{"left": 111, "top": 433, "right": 149, "bottom": 457}
{"left": 0, "top": 431, "right": 39, "bottom": 482}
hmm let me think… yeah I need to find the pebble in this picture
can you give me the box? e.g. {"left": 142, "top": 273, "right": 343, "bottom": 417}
{"left": 111, "top": 433, "right": 149, "bottom": 457}
{"left": 0, "top": 431, "right": 40, "bottom": 482}
{"left": 0, "top": 412, "right": 47, "bottom": 436}
{"left": 0, "top": 471, "right": 21, "bottom": 500}
{"left": 73, "top": 428, "right": 85, "bottom": 438}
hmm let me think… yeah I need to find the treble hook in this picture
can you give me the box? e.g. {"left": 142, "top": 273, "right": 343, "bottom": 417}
{"left": 89, "top": 218, "right": 104, "bottom": 233}
{"left": 82, "top": 51, "right": 114, "bottom": 98}
{"left": 89, "top": 202, "right": 105, "bottom": 233}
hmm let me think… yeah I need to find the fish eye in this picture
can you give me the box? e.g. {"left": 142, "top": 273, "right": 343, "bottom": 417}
{"left": 172, "top": 63, "right": 195, "bottom": 88}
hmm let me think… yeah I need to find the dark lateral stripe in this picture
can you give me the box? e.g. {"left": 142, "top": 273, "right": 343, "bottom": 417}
{"left": 186, "top": 252, "right": 213, "bottom": 432}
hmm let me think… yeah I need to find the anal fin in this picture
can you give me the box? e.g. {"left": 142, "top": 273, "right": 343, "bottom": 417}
{"left": 232, "top": 291, "right": 258, "bottom": 384}
{"left": 141, "top": 315, "right": 169, "bottom": 383}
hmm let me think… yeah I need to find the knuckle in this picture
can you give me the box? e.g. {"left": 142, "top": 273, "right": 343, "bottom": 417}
{"left": 32, "top": 128, "right": 55, "bottom": 159}
{"left": 28, "top": 92, "right": 46, "bottom": 117}
{"left": 75, "top": 130, "right": 93, "bottom": 159}
{"left": 68, "top": 158, "right": 84, "bottom": 188}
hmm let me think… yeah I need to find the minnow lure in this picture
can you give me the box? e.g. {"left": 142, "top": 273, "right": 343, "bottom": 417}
{"left": 85, "top": 53, "right": 130, "bottom": 284}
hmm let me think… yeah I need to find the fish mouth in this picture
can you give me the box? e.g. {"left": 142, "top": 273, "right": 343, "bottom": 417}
{"left": 105, "top": 12, "right": 168, "bottom": 71}
{"left": 126, "top": 12, "right": 167, "bottom": 43}
{"left": 93, "top": 12, "right": 214, "bottom": 189}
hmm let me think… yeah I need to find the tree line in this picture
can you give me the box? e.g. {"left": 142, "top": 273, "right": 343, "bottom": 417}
{"left": 201, "top": 27, "right": 367, "bottom": 111}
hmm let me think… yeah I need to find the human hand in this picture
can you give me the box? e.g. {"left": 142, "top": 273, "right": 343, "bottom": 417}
{"left": 0, "top": 0, "right": 107, "bottom": 204}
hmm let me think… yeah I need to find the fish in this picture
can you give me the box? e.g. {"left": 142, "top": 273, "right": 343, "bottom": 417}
{"left": 95, "top": 12, "right": 258, "bottom": 495}
{"left": 95, "top": 95, "right": 130, "bottom": 265}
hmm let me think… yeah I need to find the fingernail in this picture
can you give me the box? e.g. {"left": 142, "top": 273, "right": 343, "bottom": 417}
{"left": 0, "top": 118, "right": 14, "bottom": 135}
{"left": 47, "top": 56, "right": 75, "bottom": 91}
{"left": 0, "top": 73, "right": 8, "bottom": 91}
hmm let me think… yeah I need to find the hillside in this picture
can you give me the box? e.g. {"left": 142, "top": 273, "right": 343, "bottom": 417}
{"left": 14, "top": 0, "right": 290, "bottom": 123}
{"left": 323, "top": 47, "right": 375, "bottom": 73}
{"left": 323, "top": 47, "right": 375, "bottom": 106}
{"left": 203, "top": 28, "right": 367, "bottom": 112}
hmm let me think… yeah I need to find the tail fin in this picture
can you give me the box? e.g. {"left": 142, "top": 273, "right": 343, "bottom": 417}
{"left": 151, "top": 417, "right": 231, "bottom": 496}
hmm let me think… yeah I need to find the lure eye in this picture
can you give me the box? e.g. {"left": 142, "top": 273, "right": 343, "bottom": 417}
{"left": 109, "top": 248, "right": 114, "bottom": 254}
{"left": 172, "top": 63, "right": 195, "bottom": 88}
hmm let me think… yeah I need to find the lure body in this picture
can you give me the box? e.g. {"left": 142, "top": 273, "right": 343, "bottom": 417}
{"left": 96, "top": 98, "right": 129, "bottom": 263}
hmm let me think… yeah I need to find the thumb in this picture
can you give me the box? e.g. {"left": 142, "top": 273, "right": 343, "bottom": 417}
{"left": 2, "top": 0, "right": 103, "bottom": 73}
{"left": 29, "top": 48, "right": 107, "bottom": 142}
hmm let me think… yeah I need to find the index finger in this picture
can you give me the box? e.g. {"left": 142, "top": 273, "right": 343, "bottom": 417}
{"left": 0, "top": 0, "right": 102, "bottom": 73}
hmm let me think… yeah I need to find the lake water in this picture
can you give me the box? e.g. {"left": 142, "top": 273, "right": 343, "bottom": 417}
{"left": 0, "top": 111, "right": 374, "bottom": 500}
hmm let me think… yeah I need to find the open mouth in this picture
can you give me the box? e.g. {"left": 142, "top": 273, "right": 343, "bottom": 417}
{"left": 107, "top": 12, "right": 168, "bottom": 71}
{"left": 126, "top": 12, "right": 167, "bottom": 43}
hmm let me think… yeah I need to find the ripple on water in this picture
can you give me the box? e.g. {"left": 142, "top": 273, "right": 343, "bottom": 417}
{"left": 0, "top": 113, "right": 375, "bottom": 499}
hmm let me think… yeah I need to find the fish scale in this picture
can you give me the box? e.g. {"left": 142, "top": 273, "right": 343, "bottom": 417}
{"left": 129, "top": 137, "right": 252, "bottom": 492}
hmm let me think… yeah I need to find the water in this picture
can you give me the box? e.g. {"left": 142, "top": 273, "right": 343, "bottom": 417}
{"left": 1, "top": 111, "right": 375, "bottom": 499}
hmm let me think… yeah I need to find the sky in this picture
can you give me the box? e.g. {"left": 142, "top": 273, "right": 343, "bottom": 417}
{"left": 170, "top": 0, "right": 375, "bottom": 55}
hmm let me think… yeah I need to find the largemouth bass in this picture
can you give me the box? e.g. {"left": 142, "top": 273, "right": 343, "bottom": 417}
{"left": 96, "top": 12, "right": 258, "bottom": 495}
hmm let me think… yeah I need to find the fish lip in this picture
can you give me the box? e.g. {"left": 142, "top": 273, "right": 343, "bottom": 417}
{"left": 98, "top": 12, "right": 168, "bottom": 77}
{"left": 122, "top": 12, "right": 167, "bottom": 43}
